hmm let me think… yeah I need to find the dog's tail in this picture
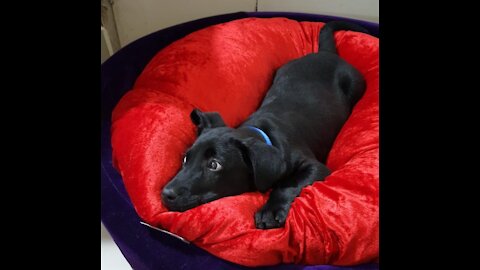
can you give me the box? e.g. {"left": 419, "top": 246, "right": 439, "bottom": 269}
{"left": 318, "top": 21, "right": 369, "bottom": 54}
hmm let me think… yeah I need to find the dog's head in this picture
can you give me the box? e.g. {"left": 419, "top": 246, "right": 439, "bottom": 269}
{"left": 161, "top": 109, "right": 287, "bottom": 212}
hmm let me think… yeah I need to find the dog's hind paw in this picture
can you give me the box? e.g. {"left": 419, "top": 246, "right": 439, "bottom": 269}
{"left": 255, "top": 204, "right": 289, "bottom": 229}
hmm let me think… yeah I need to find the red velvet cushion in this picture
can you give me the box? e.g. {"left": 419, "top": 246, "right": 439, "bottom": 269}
{"left": 111, "top": 18, "right": 378, "bottom": 266}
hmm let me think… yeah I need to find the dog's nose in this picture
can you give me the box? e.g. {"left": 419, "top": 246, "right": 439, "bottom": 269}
{"left": 162, "top": 187, "right": 187, "bottom": 202}
{"left": 162, "top": 187, "right": 178, "bottom": 201}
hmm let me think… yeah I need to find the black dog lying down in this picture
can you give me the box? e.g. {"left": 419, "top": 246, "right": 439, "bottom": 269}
{"left": 162, "top": 21, "right": 368, "bottom": 229}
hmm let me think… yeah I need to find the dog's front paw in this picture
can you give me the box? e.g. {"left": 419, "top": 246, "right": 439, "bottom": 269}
{"left": 255, "top": 204, "right": 290, "bottom": 229}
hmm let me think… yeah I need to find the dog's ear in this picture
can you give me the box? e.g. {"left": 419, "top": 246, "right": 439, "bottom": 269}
{"left": 233, "top": 138, "right": 287, "bottom": 192}
{"left": 190, "top": 109, "right": 226, "bottom": 135}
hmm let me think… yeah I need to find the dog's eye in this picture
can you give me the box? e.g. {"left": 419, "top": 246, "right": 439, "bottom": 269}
{"left": 183, "top": 155, "right": 187, "bottom": 164}
{"left": 207, "top": 160, "right": 222, "bottom": 171}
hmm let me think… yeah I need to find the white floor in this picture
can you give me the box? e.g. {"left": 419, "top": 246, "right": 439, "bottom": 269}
{"left": 101, "top": 223, "right": 132, "bottom": 270}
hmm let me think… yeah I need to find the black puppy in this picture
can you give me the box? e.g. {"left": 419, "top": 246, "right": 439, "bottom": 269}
{"left": 162, "top": 21, "right": 368, "bottom": 229}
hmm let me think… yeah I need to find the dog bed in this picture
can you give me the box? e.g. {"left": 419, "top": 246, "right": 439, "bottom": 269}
{"left": 103, "top": 12, "right": 378, "bottom": 269}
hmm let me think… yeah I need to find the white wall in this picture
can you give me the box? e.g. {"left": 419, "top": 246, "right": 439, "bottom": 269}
{"left": 111, "top": 0, "right": 378, "bottom": 48}
{"left": 101, "top": 28, "right": 110, "bottom": 64}
{"left": 258, "top": 0, "right": 379, "bottom": 23}
{"left": 101, "top": 223, "right": 131, "bottom": 269}
{"left": 101, "top": 0, "right": 121, "bottom": 62}
{"left": 112, "top": 0, "right": 257, "bottom": 47}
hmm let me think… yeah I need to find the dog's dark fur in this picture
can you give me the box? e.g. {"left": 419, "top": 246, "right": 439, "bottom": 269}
{"left": 162, "top": 21, "right": 368, "bottom": 229}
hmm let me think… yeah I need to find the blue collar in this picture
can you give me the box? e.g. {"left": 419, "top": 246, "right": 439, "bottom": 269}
{"left": 246, "top": 126, "right": 273, "bottom": 146}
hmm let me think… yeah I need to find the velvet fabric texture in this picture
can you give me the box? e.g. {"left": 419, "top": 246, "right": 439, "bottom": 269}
{"left": 111, "top": 17, "right": 378, "bottom": 267}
